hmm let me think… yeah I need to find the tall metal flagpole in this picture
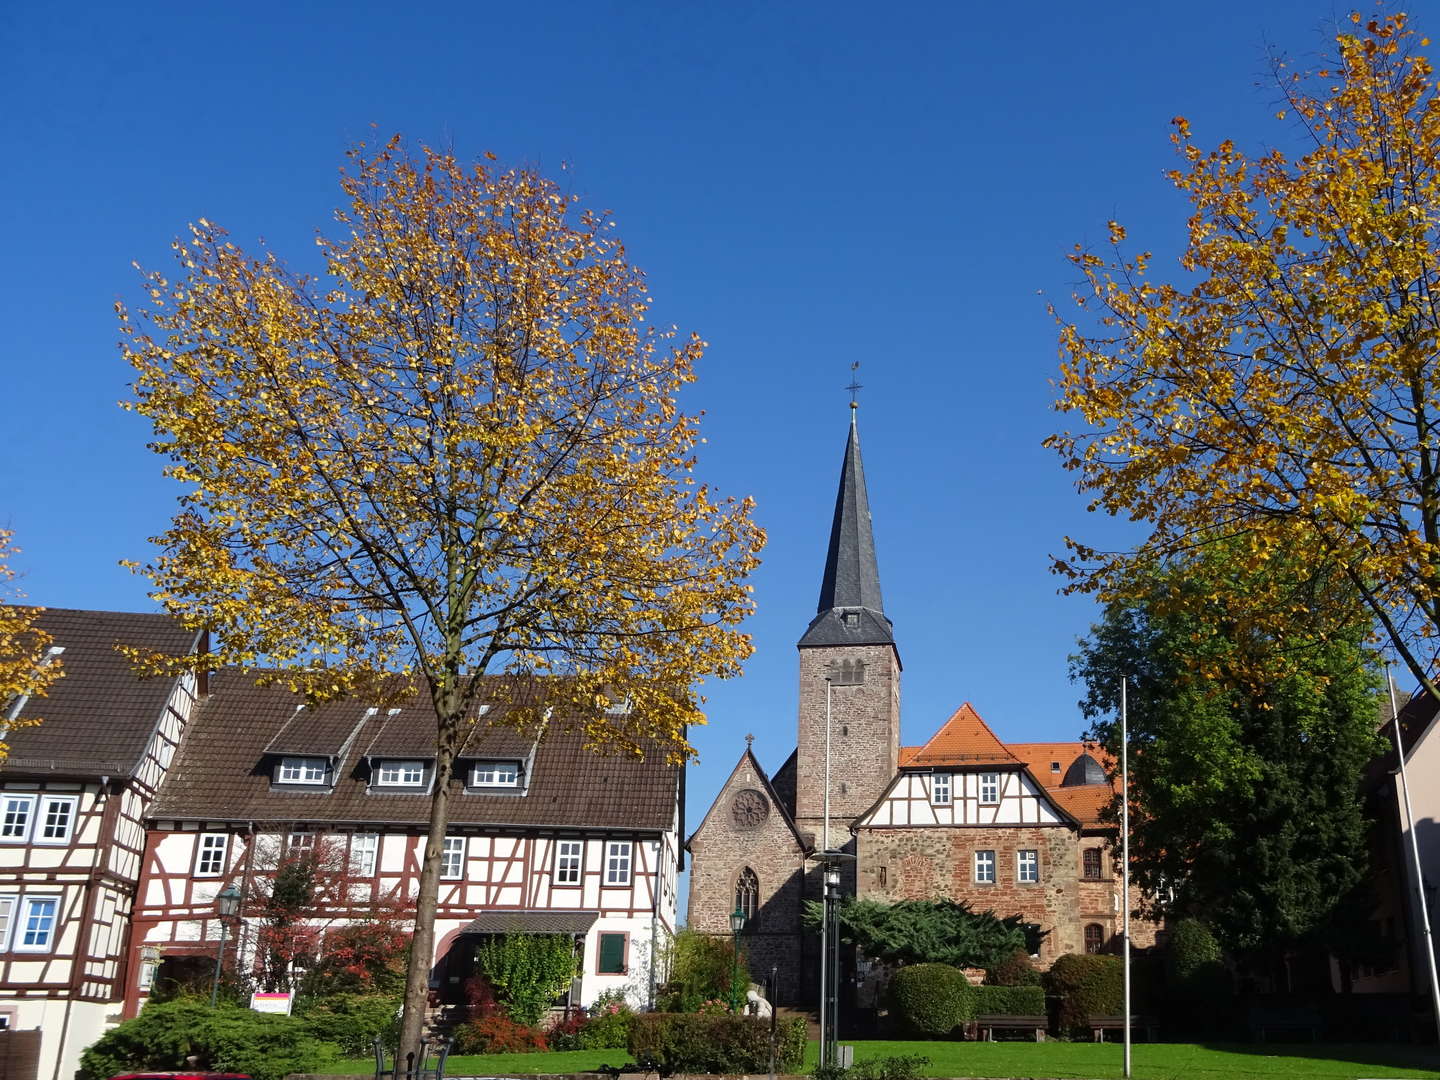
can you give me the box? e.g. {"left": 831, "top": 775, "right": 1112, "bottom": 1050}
{"left": 1121, "top": 677, "right": 1132, "bottom": 1080}
{"left": 1386, "top": 665, "right": 1440, "bottom": 1043}
{"left": 819, "top": 676, "right": 832, "bottom": 1066}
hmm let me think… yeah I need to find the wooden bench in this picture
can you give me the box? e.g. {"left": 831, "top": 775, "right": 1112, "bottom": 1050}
{"left": 1088, "top": 1014, "right": 1157, "bottom": 1042}
{"left": 1248, "top": 1006, "right": 1321, "bottom": 1042}
{"left": 975, "top": 1014, "right": 1047, "bottom": 1041}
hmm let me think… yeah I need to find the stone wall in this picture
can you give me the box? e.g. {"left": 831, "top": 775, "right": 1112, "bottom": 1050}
{"left": 857, "top": 824, "right": 1161, "bottom": 965}
{"left": 686, "top": 753, "right": 809, "bottom": 1001}
{"left": 794, "top": 642, "right": 900, "bottom": 846}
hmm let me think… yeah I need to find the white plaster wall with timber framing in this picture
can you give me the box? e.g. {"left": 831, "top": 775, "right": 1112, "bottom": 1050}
{"left": 861, "top": 770, "right": 1066, "bottom": 828}
{"left": 129, "top": 823, "right": 678, "bottom": 1012}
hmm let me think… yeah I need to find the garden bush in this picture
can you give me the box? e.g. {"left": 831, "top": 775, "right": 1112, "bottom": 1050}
{"left": 474, "top": 933, "right": 578, "bottom": 1027}
{"left": 1167, "top": 919, "right": 1229, "bottom": 997}
{"left": 971, "top": 984, "right": 1045, "bottom": 1016}
{"left": 452, "top": 1014, "right": 549, "bottom": 1054}
{"left": 628, "top": 1013, "right": 805, "bottom": 1074}
{"left": 654, "top": 929, "right": 747, "bottom": 1013}
{"left": 1046, "top": 953, "right": 1123, "bottom": 1032}
{"left": 848, "top": 1055, "right": 931, "bottom": 1080}
{"left": 986, "top": 948, "right": 1042, "bottom": 987}
{"left": 295, "top": 993, "right": 402, "bottom": 1057}
{"left": 886, "top": 963, "right": 972, "bottom": 1035}
{"left": 79, "top": 999, "right": 334, "bottom": 1080}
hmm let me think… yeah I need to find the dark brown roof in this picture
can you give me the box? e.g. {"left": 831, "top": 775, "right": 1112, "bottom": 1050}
{"left": 4, "top": 608, "right": 199, "bottom": 778}
{"left": 151, "top": 670, "right": 678, "bottom": 831}
{"left": 460, "top": 910, "right": 599, "bottom": 935}
{"left": 263, "top": 700, "right": 373, "bottom": 758}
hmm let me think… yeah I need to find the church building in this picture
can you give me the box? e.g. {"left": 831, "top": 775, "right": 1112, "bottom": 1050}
{"left": 685, "top": 407, "right": 1156, "bottom": 1003}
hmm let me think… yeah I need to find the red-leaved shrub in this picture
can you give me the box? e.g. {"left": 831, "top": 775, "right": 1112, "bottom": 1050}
{"left": 453, "top": 1015, "right": 548, "bottom": 1054}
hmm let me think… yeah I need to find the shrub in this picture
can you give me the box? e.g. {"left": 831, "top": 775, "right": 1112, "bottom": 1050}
{"left": 452, "top": 1015, "right": 549, "bottom": 1054}
{"left": 546, "top": 1009, "right": 589, "bottom": 1051}
{"left": 1046, "top": 953, "right": 1123, "bottom": 1032}
{"left": 578, "top": 991, "right": 633, "bottom": 1049}
{"left": 628, "top": 1013, "right": 805, "bottom": 1074}
{"left": 971, "top": 984, "right": 1045, "bottom": 1016}
{"left": 986, "top": 948, "right": 1042, "bottom": 987}
{"left": 886, "top": 963, "right": 972, "bottom": 1035}
{"left": 849, "top": 1055, "right": 931, "bottom": 1080}
{"left": 1167, "top": 918, "right": 1229, "bottom": 997}
{"left": 295, "top": 993, "right": 402, "bottom": 1057}
{"left": 655, "top": 930, "right": 747, "bottom": 1013}
{"left": 475, "top": 934, "right": 578, "bottom": 1027}
{"left": 79, "top": 999, "right": 334, "bottom": 1080}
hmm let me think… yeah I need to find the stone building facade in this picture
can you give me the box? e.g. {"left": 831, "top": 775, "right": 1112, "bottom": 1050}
{"left": 686, "top": 407, "right": 1158, "bottom": 1004}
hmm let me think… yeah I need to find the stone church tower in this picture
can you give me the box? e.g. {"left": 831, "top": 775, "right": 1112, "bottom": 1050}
{"left": 794, "top": 404, "right": 902, "bottom": 850}
{"left": 686, "top": 405, "right": 899, "bottom": 1001}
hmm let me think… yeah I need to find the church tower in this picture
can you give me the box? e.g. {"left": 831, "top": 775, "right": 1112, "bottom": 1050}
{"left": 793, "top": 404, "right": 902, "bottom": 850}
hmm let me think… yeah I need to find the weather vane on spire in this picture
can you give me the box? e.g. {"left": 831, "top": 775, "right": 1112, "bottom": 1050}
{"left": 846, "top": 362, "right": 862, "bottom": 409}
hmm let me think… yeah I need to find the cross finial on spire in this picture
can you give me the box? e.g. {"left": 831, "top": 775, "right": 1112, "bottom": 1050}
{"left": 745, "top": 733, "right": 755, "bottom": 748}
{"left": 846, "top": 362, "right": 862, "bottom": 410}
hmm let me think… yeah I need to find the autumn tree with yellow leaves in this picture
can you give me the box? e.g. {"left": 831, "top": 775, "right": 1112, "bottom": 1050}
{"left": 1050, "top": 13, "right": 1440, "bottom": 696}
{"left": 0, "top": 532, "right": 63, "bottom": 757}
{"left": 119, "top": 137, "right": 764, "bottom": 1052}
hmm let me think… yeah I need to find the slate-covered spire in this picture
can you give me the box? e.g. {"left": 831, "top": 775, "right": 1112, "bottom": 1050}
{"left": 798, "top": 406, "right": 895, "bottom": 648}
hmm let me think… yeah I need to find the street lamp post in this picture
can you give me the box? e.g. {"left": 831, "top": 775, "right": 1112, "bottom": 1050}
{"left": 808, "top": 849, "right": 854, "bottom": 1069}
{"left": 209, "top": 884, "right": 242, "bottom": 1007}
{"left": 729, "top": 906, "right": 747, "bottom": 1011}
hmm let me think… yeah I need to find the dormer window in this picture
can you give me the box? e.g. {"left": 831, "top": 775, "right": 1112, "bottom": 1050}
{"left": 375, "top": 760, "right": 426, "bottom": 787}
{"left": 277, "top": 757, "right": 327, "bottom": 785}
{"left": 471, "top": 761, "right": 520, "bottom": 788}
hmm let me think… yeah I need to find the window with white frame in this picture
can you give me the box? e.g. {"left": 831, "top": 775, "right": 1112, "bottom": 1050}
{"left": 974, "top": 849, "right": 996, "bottom": 883}
{"left": 930, "top": 773, "right": 951, "bottom": 806}
{"left": 36, "top": 796, "right": 76, "bottom": 843}
{"left": 979, "top": 772, "right": 1000, "bottom": 804}
{"left": 376, "top": 760, "right": 426, "bottom": 787}
{"left": 0, "top": 896, "right": 15, "bottom": 951}
{"left": 470, "top": 761, "right": 520, "bottom": 787}
{"left": 441, "top": 836, "right": 465, "bottom": 879}
{"left": 288, "top": 832, "right": 316, "bottom": 855}
{"left": 15, "top": 897, "right": 58, "bottom": 951}
{"left": 351, "top": 834, "right": 379, "bottom": 877}
{"left": 0, "top": 796, "right": 34, "bottom": 842}
{"left": 277, "top": 756, "right": 327, "bottom": 784}
{"left": 555, "top": 840, "right": 582, "bottom": 885}
{"left": 606, "top": 841, "right": 632, "bottom": 885}
{"left": 1017, "top": 849, "right": 1039, "bottom": 883}
{"left": 195, "top": 833, "right": 228, "bottom": 877}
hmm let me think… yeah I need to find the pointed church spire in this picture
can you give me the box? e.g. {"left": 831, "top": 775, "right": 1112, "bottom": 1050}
{"left": 798, "top": 402, "right": 894, "bottom": 648}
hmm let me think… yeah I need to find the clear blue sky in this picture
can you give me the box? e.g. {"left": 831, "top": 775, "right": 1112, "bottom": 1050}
{"left": 4, "top": 0, "right": 1362, "bottom": 898}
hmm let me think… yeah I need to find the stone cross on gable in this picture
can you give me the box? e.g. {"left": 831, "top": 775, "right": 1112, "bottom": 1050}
{"left": 745, "top": 733, "right": 755, "bottom": 748}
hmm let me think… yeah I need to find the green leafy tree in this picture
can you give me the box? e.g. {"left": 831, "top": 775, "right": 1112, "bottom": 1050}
{"left": 474, "top": 933, "right": 579, "bottom": 1026}
{"left": 1071, "top": 547, "right": 1385, "bottom": 956}
{"left": 805, "top": 898, "right": 1037, "bottom": 971}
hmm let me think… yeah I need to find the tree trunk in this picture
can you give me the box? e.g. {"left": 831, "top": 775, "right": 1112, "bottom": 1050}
{"left": 397, "top": 725, "right": 459, "bottom": 1068}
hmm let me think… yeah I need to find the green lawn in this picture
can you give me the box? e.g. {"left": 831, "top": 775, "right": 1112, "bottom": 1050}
{"left": 317, "top": 1040, "right": 1440, "bottom": 1079}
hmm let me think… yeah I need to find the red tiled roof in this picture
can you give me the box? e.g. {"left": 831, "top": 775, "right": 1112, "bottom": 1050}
{"left": 5, "top": 608, "right": 199, "bottom": 777}
{"left": 905, "top": 703, "right": 1020, "bottom": 767}
{"left": 1007, "top": 741, "right": 1116, "bottom": 789}
{"left": 1046, "top": 783, "right": 1116, "bottom": 827}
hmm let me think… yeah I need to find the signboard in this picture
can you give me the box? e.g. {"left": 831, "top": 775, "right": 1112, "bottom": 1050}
{"left": 250, "top": 992, "right": 293, "bottom": 1016}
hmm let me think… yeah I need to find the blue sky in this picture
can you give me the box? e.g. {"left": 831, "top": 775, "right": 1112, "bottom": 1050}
{"left": 4, "top": 0, "right": 1363, "bottom": 897}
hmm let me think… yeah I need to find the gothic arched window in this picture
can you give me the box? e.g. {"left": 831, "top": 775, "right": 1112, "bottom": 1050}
{"left": 735, "top": 867, "right": 760, "bottom": 924}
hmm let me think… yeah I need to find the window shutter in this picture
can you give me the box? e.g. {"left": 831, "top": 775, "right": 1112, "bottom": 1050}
{"left": 598, "top": 933, "right": 625, "bottom": 973}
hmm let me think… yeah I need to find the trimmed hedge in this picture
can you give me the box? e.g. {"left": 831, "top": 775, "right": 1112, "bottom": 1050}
{"left": 79, "top": 999, "right": 334, "bottom": 1080}
{"left": 971, "top": 984, "right": 1045, "bottom": 1016}
{"left": 295, "top": 993, "right": 401, "bottom": 1057}
{"left": 628, "top": 1013, "right": 805, "bottom": 1074}
{"left": 1046, "top": 953, "right": 1123, "bottom": 1032}
{"left": 887, "top": 963, "right": 972, "bottom": 1035}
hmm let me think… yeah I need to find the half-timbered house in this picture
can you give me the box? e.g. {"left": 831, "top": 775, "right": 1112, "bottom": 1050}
{"left": 129, "top": 671, "right": 681, "bottom": 1018}
{"left": 0, "top": 609, "right": 202, "bottom": 1080}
